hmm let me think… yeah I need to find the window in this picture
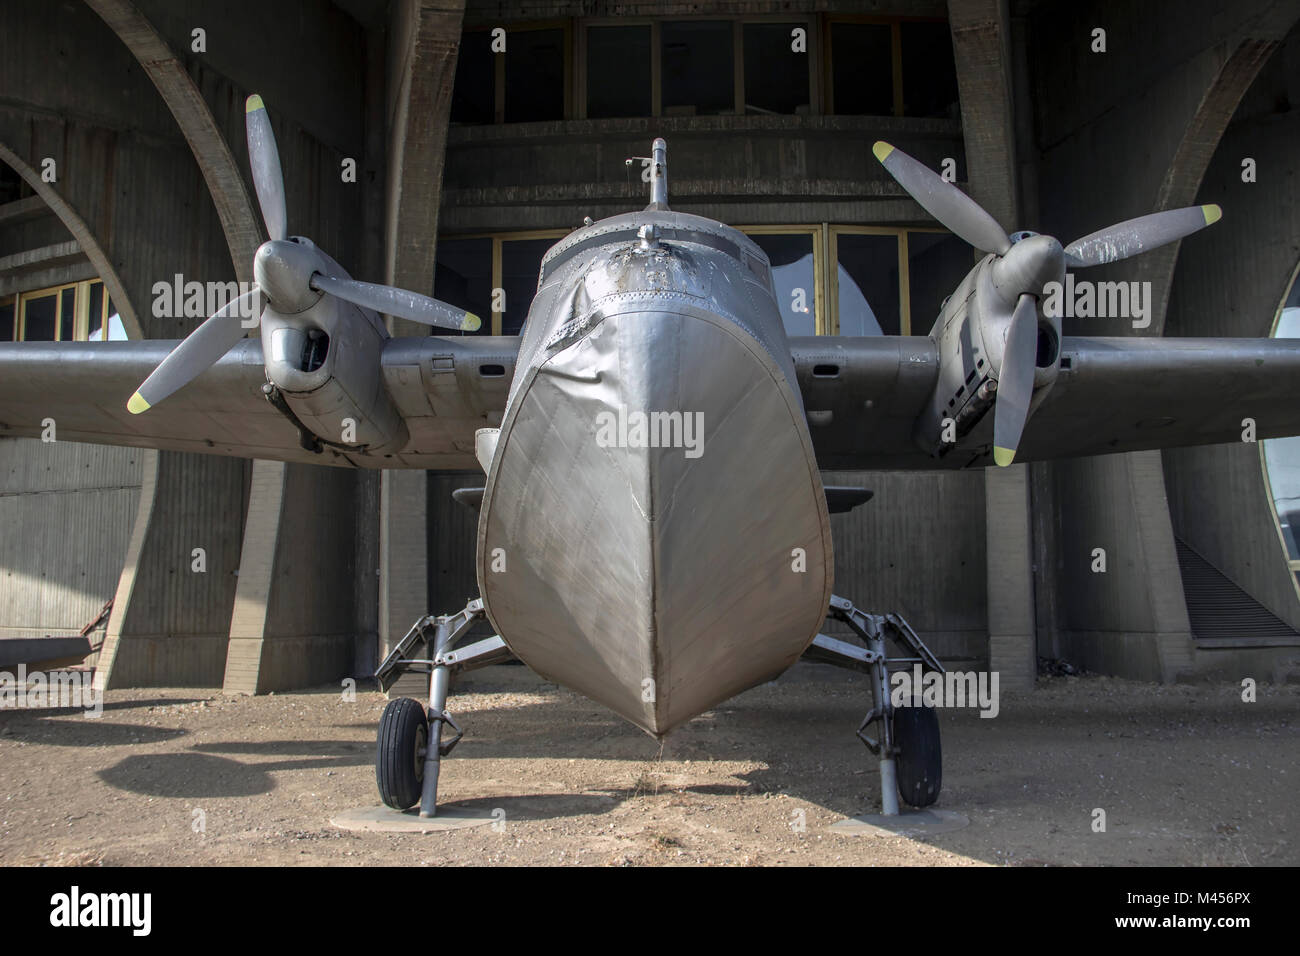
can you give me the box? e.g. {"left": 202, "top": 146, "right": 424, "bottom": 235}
{"left": 505, "top": 28, "right": 566, "bottom": 123}
{"left": 4, "top": 279, "right": 124, "bottom": 341}
{"left": 434, "top": 231, "right": 568, "bottom": 335}
{"left": 586, "top": 24, "right": 652, "bottom": 118}
{"left": 744, "top": 225, "right": 966, "bottom": 336}
{"left": 661, "top": 20, "right": 734, "bottom": 116}
{"left": 743, "top": 23, "right": 812, "bottom": 115}
{"left": 451, "top": 23, "right": 571, "bottom": 125}
{"left": 1262, "top": 268, "right": 1300, "bottom": 595}
{"left": 907, "top": 231, "right": 971, "bottom": 335}
{"left": 743, "top": 229, "right": 822, "bottom": 336}
{"left": 828, "top": 21, "right": 894, "bottom": 116}
{"left": 827, "top": 17, "right": 956, "bottom": 118}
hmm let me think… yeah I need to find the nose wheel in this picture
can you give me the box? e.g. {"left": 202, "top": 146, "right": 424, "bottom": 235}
{"left": 373, "top": 598, "right": 515, "bottom": 816}
{"left": 802, "top": 594, "right": 945, "bottom": 814}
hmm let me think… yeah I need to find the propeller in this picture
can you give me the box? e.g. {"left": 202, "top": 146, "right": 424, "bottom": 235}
{"left": 992, "top": 295, "right": 1038, "bottom": 468}
{"left": 129, "top": 94, "right": 479, "bottom": 415}
{"left": 872, "top": 140, "right": 1222, "bottom": 466}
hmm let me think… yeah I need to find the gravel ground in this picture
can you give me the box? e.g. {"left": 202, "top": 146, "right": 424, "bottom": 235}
{"left": 0, "top": 663, "right": 1294, "bottom": 866}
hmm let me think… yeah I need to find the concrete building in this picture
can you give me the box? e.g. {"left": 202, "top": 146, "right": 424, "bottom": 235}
{"left": 1, "top": 0, "right": 1298, "bottom": 697}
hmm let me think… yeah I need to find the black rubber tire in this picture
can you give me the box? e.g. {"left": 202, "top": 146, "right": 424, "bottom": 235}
{"left": 376, "top": 697, "right": 427, "bottom": 810}
{"left": 893, "top": 704, "right": 942, "bottom": 808}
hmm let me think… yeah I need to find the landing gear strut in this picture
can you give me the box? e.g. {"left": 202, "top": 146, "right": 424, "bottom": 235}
{"left": 374, "top": 598, "right": 514, "bottom": 817}
{"left": 802, "top": 594, "right": 945, "bottom": 815}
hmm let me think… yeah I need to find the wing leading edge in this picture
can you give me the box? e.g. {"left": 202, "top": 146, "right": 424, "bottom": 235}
{"left": 0, "top": 337, "right": 518, "bottom": 469}
{"left": 791, "top": 335, "right": 1300, "bottom": 470}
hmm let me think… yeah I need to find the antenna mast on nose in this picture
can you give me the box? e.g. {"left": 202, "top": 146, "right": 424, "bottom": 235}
{"left": 648, "top": 138, "right": 668, "bottom": 210}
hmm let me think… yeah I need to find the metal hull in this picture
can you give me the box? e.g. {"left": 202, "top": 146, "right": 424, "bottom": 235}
{"left": 478, "top": 300, "right": 833, "bottom": 735}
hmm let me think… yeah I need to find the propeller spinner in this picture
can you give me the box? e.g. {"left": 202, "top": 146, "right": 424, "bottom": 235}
{"left": 128, "top": 94, "right": 480, "bottom": 415}
{"left": 872, "top": 141, "right": 1221, "bottom": 466}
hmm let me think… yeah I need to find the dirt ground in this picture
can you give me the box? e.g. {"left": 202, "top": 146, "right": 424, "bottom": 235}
{"left": 0, "top": 663, "right": 1295, "bottom": 866}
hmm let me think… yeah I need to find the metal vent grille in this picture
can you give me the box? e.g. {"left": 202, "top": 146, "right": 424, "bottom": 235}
{"left": 1174, "top": 536, "right": 1300, "bottom": 641}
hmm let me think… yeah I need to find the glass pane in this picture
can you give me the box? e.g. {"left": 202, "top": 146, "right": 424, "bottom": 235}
{"left": 588, "top": 26, "right": 651, "bottom": 118}
{"left": 747, "top": 233, "right": 817, "bottom": 336}
{"left": 1265, "top": 287, "right": 1300, "bottom": 560}
{"left": 505, "top": 29, "right": 565, "bottom": 123}
{"left": 104, "top": 311, "right": 126, "bottom": 341}
{"left": 1265, "top": 437, "right": 1300, "bottom": 560}
{"left": 662, "top": 21, "right": 734, "bottom": 116}
{"left": 434, "top": 238, "right": 493, "bottom": 336}
{"left": 900, "top": 20, "right": 959, "bottom": 118}
{"left": 836, "top": 234, "right": 900, "bottom": 335}
{"left": 86, "top": 281, "right": 105, "bottom": 340}
{"left": 451, "top": 31, "right": 494, "bottom": 124}
{"left": 908, "top": 231, "right": 972, "bottom": 335}
{"left": 501, "top": 238, "right": 554, "bottom": 335}
{"left": 743, "top": 23, "right": 810, "bottom": 115}
{"left": 0, "top": 300, "right": 14, "bottom": 341}
{"left": 59, "top": 287, "right": 76, "bottom": 341}
{"left": 831, "top": 22, "right": 893, "bottom": 115}
{"left": 22, "top": 293, "right": 57, "bottom": 341}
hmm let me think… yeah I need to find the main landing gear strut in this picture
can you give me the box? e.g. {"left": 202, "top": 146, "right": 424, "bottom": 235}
{"left": 373, "top": 599, "right": 513, "bottom": 817}
{"left": 801, "top": 594, "right": 945, "bottom": 815}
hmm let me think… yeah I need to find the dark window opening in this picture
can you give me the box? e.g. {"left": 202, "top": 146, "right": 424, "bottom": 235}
{"left": 451, "top": 32, "right": 494, "bottom": 125}
{"left": 22, "top": 293, "right": 56, "bottom": 341}
{"left": 908, "top": 231, "right": 971, "bottom": 335}
{"left": 830, "top": 22, "right": 893, "bottom": 116}
{"left": 501, "top": 238, "right": 553, "bottom": 335}
{"left": 505, "top": 29, "right": 565, "bottom": 122}
{"left": 748, "top": 233, "right": 817, "bottom": 336}
{"left": 900, "top": 20, "right": 959, "bottom": 119}
{"left": 743, "top": 23, "right": 810, "bottom": 115}
{"left": 836, "top": 234, "right": 900, "bottom": 335}
{"left": 587, "top": 25, "right": 651, "bottom": 118}
{"left": 661, "top": 21, "right": 734, "bottom": 116}
{"left": 434, "top": 238, "right": 493, "bottom": 336}
{"left": 0, "top": 300, "right": 14, "bottom": 341}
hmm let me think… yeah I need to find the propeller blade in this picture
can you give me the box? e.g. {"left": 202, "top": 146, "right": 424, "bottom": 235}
{"left": 1064, "top": 204, "right": 1221, "bottom": 268}
{"left": 245, "top": 95, "right": 287, "bottom": 242}
{"left": 873, "top": 141, "right": 1012, "bottom": 256}
{"left": 310, "top": 273, "right": 481, "bottom": 332}
{"left": 992, "top": 294, "right": 1039, "bottom": 467}
{"left": 128, "top": 287, "right": 262, "bottom": 414}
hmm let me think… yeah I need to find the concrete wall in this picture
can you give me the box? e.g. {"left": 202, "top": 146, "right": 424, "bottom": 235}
{"left": 1162, "top": 21, "right": 1300, "bottom": 677}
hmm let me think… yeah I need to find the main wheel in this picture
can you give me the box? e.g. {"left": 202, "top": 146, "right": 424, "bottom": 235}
{"left": 376, "top": 697, "right": 427, "bottom": 810}
{"left": 893, "top": 704, "right": 942, "bottom": 808}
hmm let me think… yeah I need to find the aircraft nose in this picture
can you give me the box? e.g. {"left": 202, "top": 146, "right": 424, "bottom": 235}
{"left": 253, "top": 238, "right": 321, "bottom": 314}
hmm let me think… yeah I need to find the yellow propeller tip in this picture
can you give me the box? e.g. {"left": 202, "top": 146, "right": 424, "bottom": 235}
{"left": 872, "top": 141, "right": 895, "bottom": 163}
{"left": 1202, "top": 203, "right": 1222, "bottom": 225}
{"left": 993, "top": 446, "right": 1016, "bottom": 467}
{"left": 462, "top": 313, "right": 482, "bottom": 332}
{"left": 245, "top": 94, "right": 265, "bottom": 113}
{"left": 127, "top": 392, "right": 150, "bottom": 415}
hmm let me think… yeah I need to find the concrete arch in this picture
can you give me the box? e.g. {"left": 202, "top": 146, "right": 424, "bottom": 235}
{"left": 84, "top": 0, "right": 262, "bottom": 284}
{"left": 0, "top": 141, "right": 142, "bottom": 341}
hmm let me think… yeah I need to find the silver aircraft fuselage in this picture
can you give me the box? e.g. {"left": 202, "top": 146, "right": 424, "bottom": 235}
{"left": 476, "top": 208, "right": 834, "bottom": 736}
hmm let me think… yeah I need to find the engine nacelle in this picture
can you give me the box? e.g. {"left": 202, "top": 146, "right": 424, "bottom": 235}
{"left": 260, "top": 291, "right": 408, "bottom": 454}
{"left": 912, "top": 246, "right": 1063, "bottom": 460}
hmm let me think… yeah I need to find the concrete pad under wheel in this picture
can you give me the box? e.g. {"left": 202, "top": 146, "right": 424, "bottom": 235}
{"left": 829, "top": 809, "right": 969, "bottom": 837}
{"left": 330, "top": 804, "right": 498, "bottom": 833}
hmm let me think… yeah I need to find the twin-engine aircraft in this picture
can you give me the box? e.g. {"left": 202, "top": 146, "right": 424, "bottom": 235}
{"left": 2, "top": 96, "right": 1297, "bottom": 819}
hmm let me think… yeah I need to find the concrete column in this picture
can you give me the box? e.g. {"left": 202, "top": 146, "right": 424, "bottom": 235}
{"left": 985, "top": 465, "right": 1037, "bottom": 691}
{"left": 378, "top": 0, "right": 466, "bottom": 682}
{"left": 223, "top": 462, "right": 359, "bottom": 694}
{"left": 95, "top": 451, "right": 247, "bottom": 690}
{"left": 950, "top": 0, "right": 1038, "bottom": 687}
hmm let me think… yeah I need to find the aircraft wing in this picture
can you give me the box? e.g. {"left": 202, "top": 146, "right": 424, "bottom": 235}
{"left": 0, "top": 337, "right": 519, "bottom": 469}
{"left": 791, "top": 335, "right": 1300, "bottom": 470}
